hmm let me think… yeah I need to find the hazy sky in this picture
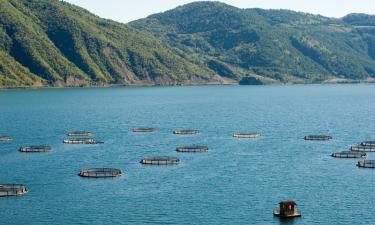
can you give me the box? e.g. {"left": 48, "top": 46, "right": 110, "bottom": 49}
{"left": 64, "top": 0, "right": 375, "bottom": 23}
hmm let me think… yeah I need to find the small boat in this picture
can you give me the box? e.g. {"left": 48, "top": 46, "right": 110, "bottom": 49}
{"left": 66, "top": 131, "right": 94, "bottom": 137}
{"left": 63, "top": 138, "right": 104, "bottom": 144}
{"left": 273, "top": 200, "right": 301, "bottom": 218}
{"left": 233, "top": 133, "right": 261, "bottom": 138}
{"left": 357, "top": 160, "right": 375, "bottom": 168}
{"left": 19, "top": 145, "right": 52, "bottom": 153}
{"left": 132, "top": 128, "right": 156, "bottom": 132}
{"left": 331, "top": 151, "right": 366, "bottom": 158}
{"left": 361, "top": 141, "right": 375, "bottom": 147}
{"left": 176, "top": 145, "right": 208, "bottom": 152}
{"left": 304, "top": 135, "right": 332, "bottom": 141}
{"left": 351, "top": 145, "right": 375, "bottom": 152}
{"left": 0, "top": 136, "right": 12, "bottom": 142}
{"left": 173, "top": 130, "right": 199, "bottom": 135}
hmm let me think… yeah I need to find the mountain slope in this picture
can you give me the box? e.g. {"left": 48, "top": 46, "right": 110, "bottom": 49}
{"left": 0, "top": 0, "right": 217, "bottom": 87}
{"left": 130, "top": 1, "right": 375, "bottom": 84}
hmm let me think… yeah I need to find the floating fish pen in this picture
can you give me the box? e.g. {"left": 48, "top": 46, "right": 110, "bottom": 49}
{"left": 357, "top": 160, "right": 375, "bottom": 168}
{"left": 132, "top": 128, "right": 156, "bottom": 132}
{"left": 351, "top": 145, "right": 375, "bottom": 152}
{"left": 0, "top": 136, "right": 12, "bottom": 141}
{"left": 331, "top": 151, "right": 366, "bottom": 158}
{"left": 304, "top": 135, "right": 332, "bottom": 141}
{"left": 173, "top": 130, "right": 199, "bottom": 135}
{"left": 63, "top": 138, "right": 104, "bottom": 144}
{"left": 19, "top": 146, "right": 52, "bottom": 153}
{"left": 176, "top": 145, "right": 208, "bottom": 153}
{"left": 0, "top": 184, "right": 28, "bottom": 197}
{"left": 233, "top": 133, "right": 261, "bottom": 138}
{"left": 66, "top": 131, "right": 94, "bottom": 137}
{"left": 361, "top": 141, "right": 375, "bottom": 146}
{"left": 79, "top": 168, "right": 122, "bottom": 178}
{"left": 140, "top": 156, "right": 180, "bottom": 165}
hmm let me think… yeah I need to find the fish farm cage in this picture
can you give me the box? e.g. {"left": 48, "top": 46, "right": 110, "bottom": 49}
{"left": 176, "top": 146, "right": 208, "bottom": 152}
{"left": 66, "top": 131, "right": 94, "bottom": 137}
{"left": 357, "top": 160, "right": 375, "bottom": 168}
{"left": 19, "top": 146, "right": 52, "bottom": 153}
{"left": 79, "top": 168, "right": 122, "bottom": 178}
{"left": 140, "top": 156, "right": 180, "bottom": 165}
{"left": 361, "top": 141, "right": 375, "bottom": 146}
{"left": 0, "top": 136, "right": 12, "bottom": 141}
{"left": 0, "top": 184, "right": 28, "bottom": 197}
{"left": 351, "top": 145, "right": 375, "bottom": 152}
{"left": 132, "top": 128, "right": 156, "bottom": 132}
{"left": 63, "top": 138, "right": 104, "bottom": 144}
{"left": 331, "top": 151, "right": 366, "bottom": 158}
{"left": 173, "top": 130, "right": 199, "bottom": 135}
{"left": 304, "top": 135, "right": 332, "bottom": 141}
{"left": 233, "top": 133, "right": 261, "bottom": 138}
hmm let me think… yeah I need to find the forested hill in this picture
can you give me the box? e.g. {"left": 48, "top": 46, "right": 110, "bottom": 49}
{"left": 0, "top": 0, "right": 218, "bottom": 87}
{"left": 1, "top": 0, "right": 375, "bottom": 87}
{"left": 130, "top": 1, "right": 375, "bottom": 84}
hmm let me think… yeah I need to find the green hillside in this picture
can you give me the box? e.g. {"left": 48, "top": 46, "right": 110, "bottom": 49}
{"left": 130, "top": 1, "right": 375, "bottom": 84}
{"left": 0, "top": 0, "right": 215, "bottom": 87}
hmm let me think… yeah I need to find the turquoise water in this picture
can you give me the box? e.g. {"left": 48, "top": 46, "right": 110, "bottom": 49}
{"left": 1, "top": 85, "right": 375, "bottom": 225}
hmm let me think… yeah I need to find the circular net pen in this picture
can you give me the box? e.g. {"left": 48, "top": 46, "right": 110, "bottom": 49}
{"left": 132, "top": 128, "right": 156, "bottom": 133}
{"left": 176, "top": 146, "right": 208, "bottom": 153}
{"left": 0, "top": 184, "right": 28, "bottom": 197}
{"left": 357, "top": 160, "right": 375, "bottom": 168}
{"left": 0, "top": 136, "right": 12, "bottom": 142}
{"left": 19, "top": 146, "right": 52, "bottom": 153}
{"left": 66, "top": 131, "right": 94, "bottom": 137}
{"left": 63, "top": 138, "right": 104, "bottom": 144}
{"left": 233, "top": 133, "right": 261, "bottom": 138}
{"left": 79, "top": 168, "right": 122, "bottom": 178}
{"left": 140, "top": 156, "right": 180, "bottom": 165}
{"left": 351, "top": 145, "right": 375, "bottom": 152}
{"left": 173, "top": 130, "right": 199, "bottom": 135}
{"left": 304, "top": 135, "right": 332, "bottom": 141}
{"left": 331, "top": 151, "right": 366, "bottom": 158}
{"left": 361, "top": 141, "right": 375, "bottom": 147}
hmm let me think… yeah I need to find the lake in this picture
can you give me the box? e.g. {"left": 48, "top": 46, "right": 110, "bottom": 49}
{"left": 1, "top": 84, "right": 375, "bottom": 225}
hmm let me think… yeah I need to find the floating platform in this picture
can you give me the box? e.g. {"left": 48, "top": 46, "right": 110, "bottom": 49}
{"left": 357, "top": 160, "right": 375, "bottom": 168}
{"left": 351, "top": 145, "right": 375, "bottom": 152}
{"left": 0, "top": 184, "right": 28, "bottom": 197}
{"left": 63, "top": 138, "right": 104, "bottom": 144}
{"left": 304, "top": 135, "right": 332, "bottom": 141}
{"left": 132, "top": 128, "right": 156, "bottom": 133}
{"left": 79, "top": 168, "right": 122, "bottom": 178}
{"left": 173, "top": 130, "right": 199, "bottom": 135}
{"left": 66, "top": 131, "right": 94, "bottom": 137}
{"left": 361, "top": 141, "right": 375, "bottom": 147}
{"left": 331, "top": 151, "right": 366, "bottom": 158}
{"left": 176, "top": 146, "right": 208, "bottom": 153}
{"left": 140, "top": 156, "right": 180, "bottom": 165}
{"left": 233, "top": 133, "right": 261, "bottom": 138}
{"left": 19, "top": 146, "right": 52, "bottom": 153}
{"left": 273, "top": 209, "right": 301, "bottom": 218}
{"left": 0, "top": 136, "right": 12, "bottom": 141}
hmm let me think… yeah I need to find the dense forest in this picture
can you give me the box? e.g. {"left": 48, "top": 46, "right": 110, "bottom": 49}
{"left": 1, "top": 0, "right": 375, "bottom": 87}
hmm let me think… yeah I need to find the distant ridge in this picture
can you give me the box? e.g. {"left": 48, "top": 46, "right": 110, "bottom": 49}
{"left": 1, "top": 0, "right": 375, "bottom": 87}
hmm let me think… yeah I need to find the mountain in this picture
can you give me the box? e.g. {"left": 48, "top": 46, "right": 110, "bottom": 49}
{"left": 1, "top": 0, "right": 375, "bottom": 87}
{"left": 130, "top": 1, "right": 375, "bottom": 84}
{"left": 0, "top": 0, "right": 221, "bottom": 87}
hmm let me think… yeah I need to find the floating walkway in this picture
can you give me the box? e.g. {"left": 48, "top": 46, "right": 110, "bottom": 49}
{"left": 132, "top": 128, "right": 156, "bottom": 132}
{"left": 331, "top": 151, "right": 366, "bottom": 158}
{"left": 304, "top": 135, "right": 332, "bottom": 141}
{"left": 19, "top": 146, "right": 52, "bottom": 153}
{"left": 351, "top": 145, "right": 375, "bottom": 152}
{"left": 233, "top": 133, "right": 261, "bottom": 138}
{"left": 140, "top": 156, "right": 180, "bottom": 165}
{"left": 176, "top": 146, "right": 208, "bottom": 153}
{"left": 79, "top": 168, "right": 122, "bottom": 178}
{"left": 0, "top": 136, "right": 12, "bottom": 141}
{"left": 0, "top": 184, "right": 28, "bottom": 197}
{"left": 63, "top": 138, "right": 104, "bottom": 144}
{"left": 361, "top": 141, "right": 375, "bottom": 146}
{"left": 357, "top": 160, "right": 375, "bottom": 168}
{"left": 66, "top": 131, "right": 94, "bottom": 137}
{"left": 173, "top": 130, "right": 199, "bottom": 135}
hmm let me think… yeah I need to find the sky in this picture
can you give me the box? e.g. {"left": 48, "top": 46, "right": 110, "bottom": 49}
{"left": 64, "top": 0, "right": 375, "bottom": 23}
